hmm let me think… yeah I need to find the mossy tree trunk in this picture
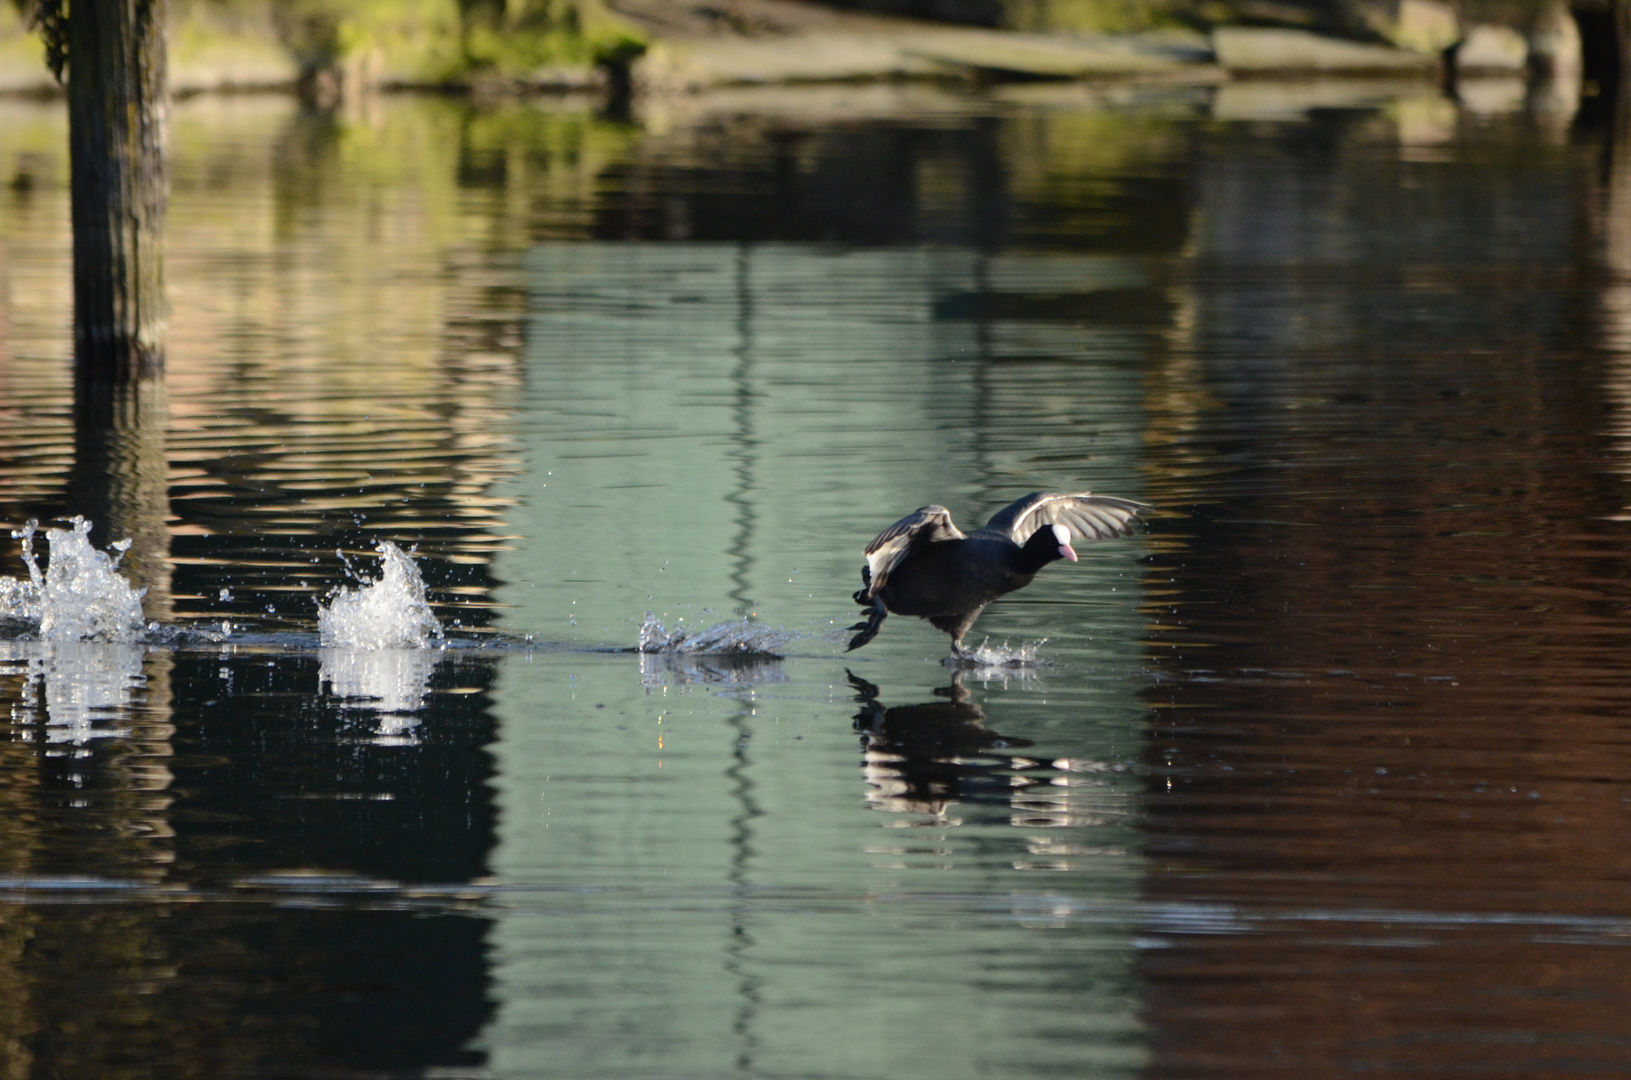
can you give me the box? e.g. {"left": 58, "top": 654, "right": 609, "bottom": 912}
{"left": 65, "top": 0, "right": 169, "bottom": 380}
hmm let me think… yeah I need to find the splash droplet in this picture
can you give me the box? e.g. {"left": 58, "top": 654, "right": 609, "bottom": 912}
{"left": 0, "top": 518, "right": 145, "bottom": 642}
{"left": 638, "top": 612, "right": 792, "bottom": 656}
{"left": 317, "top": 542, "right": 441, "bottom": 649}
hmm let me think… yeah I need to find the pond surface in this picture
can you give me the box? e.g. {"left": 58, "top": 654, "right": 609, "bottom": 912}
{"left": 2, "top": 78, "right": 1631, "bottom": 1078}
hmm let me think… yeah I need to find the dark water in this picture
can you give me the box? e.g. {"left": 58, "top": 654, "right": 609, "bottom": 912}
{"left": 2, "top": 77, "right": 1630, "bottom": 1077}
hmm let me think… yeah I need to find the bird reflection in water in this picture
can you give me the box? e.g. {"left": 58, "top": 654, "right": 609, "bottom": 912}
{"left": 847, "top": 670, "right": 1039, "bottom": 824}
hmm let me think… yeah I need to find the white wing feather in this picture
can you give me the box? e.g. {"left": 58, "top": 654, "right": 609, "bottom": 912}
{"left": 980, "top": 492, "right": 1147, "bottom": 545}
{"left": 857, "top": 505, "right": 965, "bottom": 599}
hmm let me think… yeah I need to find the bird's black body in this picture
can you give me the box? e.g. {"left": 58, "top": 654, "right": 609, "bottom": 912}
{"left": 872, "top": 533, "right": 1051, "bottom": 639}
{"left": 847, "top": 491, "right": 1146, "bottom": 657}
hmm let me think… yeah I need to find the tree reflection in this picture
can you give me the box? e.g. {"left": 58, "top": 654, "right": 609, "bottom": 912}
{"left": 1133, "top": 92, "right": 1631, "bottom": 1078}
{"left": 0, "top": 641, "right": 177, "bottom": 1078}
{"left": 1600, "top": 76, "right": 1631, "bottom": 502}
{"left": 67, "top": 377, "right": 171, "bottom": 622}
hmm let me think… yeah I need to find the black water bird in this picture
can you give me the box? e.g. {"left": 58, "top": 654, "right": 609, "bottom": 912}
{"left": 847, "top": 491, "right": 1147, "bottom": 658}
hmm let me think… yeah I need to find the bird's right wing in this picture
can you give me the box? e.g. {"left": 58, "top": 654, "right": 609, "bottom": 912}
{"left": 982, "top": 491, "right": 1148, "bottom": 546}
{"left": 858, "top": 505, "right": 964, "bottom": 600}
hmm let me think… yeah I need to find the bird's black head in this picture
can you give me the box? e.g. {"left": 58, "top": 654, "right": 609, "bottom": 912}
{"left": 1018, "top": 523, "right": 1078, "bottom": 573}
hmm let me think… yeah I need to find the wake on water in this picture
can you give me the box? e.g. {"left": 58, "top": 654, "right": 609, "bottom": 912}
{"left": 637, "top": 612, "right": 794, "bottom": 657}
{"left": 0, "top": 524, "right": 448, "bottom": 651}
{"left": 0, "top": 519, "right": 807, "bottom": 664}
{"left": 0, "top": 522, "right": 803, "bottom": 738}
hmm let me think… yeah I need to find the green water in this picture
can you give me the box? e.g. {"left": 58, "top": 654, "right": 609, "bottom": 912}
{"left": 480, "top": 243, "right": 1149, "bottom": 1076}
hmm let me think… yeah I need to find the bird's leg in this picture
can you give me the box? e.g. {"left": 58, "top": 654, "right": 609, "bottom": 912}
{"left": 933, "top": 607, "right": 986, "bottom": 665}
{"left": 846, "top": 599, "right": 887, "bottom": 651}
{"left": 852, "top": 565, "right": 872, "bottom": 606}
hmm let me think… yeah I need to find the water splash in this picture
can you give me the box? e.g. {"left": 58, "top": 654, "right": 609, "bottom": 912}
{"left": 637, "top": 612, "right": 794, "bottom": 656}
{"left": 317, "top": 542, "right": 441, "bottom": 649}
{"left": 946, "top": 638, "right": 1049, "bottom": 674}
{"left": 0, "top": 575, "right": 39, "bottom": 633}
{"left": 0, "top": 518, "right": 146, "bottom": 642}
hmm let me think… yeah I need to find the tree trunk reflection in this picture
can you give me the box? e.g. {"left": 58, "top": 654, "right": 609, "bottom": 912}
{"left": 69, "top": 377, "right": 171, "bottom": 623}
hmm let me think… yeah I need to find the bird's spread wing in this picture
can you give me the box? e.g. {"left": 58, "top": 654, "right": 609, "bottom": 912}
{"left": 858, "top": 505, "right": 964, "bottom": 599}
{"left": 980, "top": 492, "right": 1148, "bottom": 545}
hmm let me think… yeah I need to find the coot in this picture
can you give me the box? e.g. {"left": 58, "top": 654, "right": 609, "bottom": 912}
{"left": 847, "top": 491, "right": 1147, "bottom": 657}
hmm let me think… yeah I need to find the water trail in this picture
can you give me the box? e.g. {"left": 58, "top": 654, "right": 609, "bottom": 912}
{"left": 0, "top": 518, "right": 146, "bottom": 642}
{"left": 317, "top": 542, "right": 441, "bottom": 649}
{"left": 637, "top": 612, "right": 794, "bottom": 656}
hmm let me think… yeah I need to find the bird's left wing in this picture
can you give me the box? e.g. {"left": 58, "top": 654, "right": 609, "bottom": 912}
{"left": 858, "top": 505, "right": 964, "bottom": 600}
{"left": 981, "top": 492, "right": 1148, "bottom": 546}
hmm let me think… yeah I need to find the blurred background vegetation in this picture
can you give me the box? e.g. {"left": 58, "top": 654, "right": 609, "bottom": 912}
{"left": 0, "top": 0, "right": 1595, "bottom": 99}
{"left": 2, "top": 0, "right": 648, "bottom": 91}
{"left": 827, "top": 0, "right": 1575, "bottom": 39}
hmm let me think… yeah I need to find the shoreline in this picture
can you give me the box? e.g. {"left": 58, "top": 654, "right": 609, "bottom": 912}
{"left": 0, "top": 1, "right": 1568, "bottom": 105}
{"left": 0, "top": 9, "right": 1468, "bottom": 104}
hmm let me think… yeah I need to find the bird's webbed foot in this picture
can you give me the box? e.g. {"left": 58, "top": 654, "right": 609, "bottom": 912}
{"left": 846, "top": 600, "right": 887, "bottom": 651}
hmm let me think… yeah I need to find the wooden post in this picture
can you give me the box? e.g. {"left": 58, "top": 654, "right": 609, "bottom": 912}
{"left": 62, "top": 0, "right": 170, "bottom": 379}
{"left": 31, "top": 1, "right": 173, "bottom": 611}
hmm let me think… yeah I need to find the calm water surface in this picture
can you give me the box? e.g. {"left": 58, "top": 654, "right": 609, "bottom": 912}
{"left": 1, "top": 79, "right": 1630, "bottom": 1078}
